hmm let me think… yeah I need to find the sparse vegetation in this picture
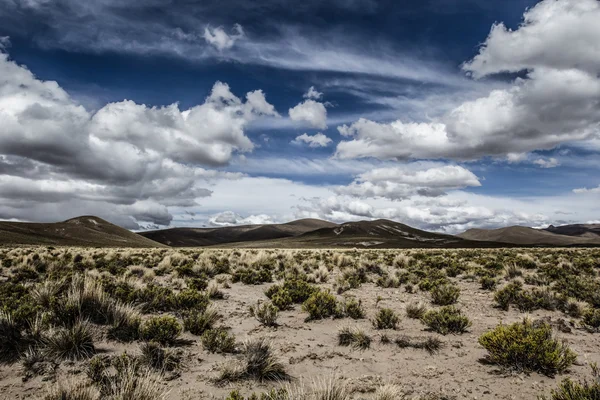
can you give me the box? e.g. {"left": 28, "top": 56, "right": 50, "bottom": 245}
{"left": 139, "top": 315, "right": 182, "bottom": 345}
{"left": 372, "top": 308, "right": 400, "bottom": 330}
{"left": 249, "top": 301, "right": 279, "bottom": 327}
{"left": 478, "top": 319, "right": 577, "bottom": 376}
{"left": 0, "top": 246, "right": 599, "bottom": 399}
{"left": 421, "top": 306, "right": 471, "bottom": 335}
{"left": 338, "top": 325, "right": 371, "bottom": 349}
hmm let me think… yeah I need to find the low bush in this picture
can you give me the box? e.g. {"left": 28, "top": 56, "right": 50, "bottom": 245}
{"left": 494, "top": 281, "right": 524, "bottom": 311}
{"left": 372, "top": 308, "right": 399, "bottom": 330}
{"left": 431, "top": 284, "right": 460, "bottom": 306}
{"left": 540, "top": 364, "right": 600, "bottom": 400}
{"left": 139, "top": 315, "right": 181, "bottom": 345}
{"left": 421, "top": 306, "right": 471, "bottom": 335}
{"left": 479, "top": 276, "right": 497, "bottom": 291}
{"left": 582, "top": 308, "right": 600, "bottom": 330}
{"left": 340, "top": 298, "right": 365, "bottom": 319}
{"left": 232, "top": 267, "right": 272, "bottom": 285}
{"left": 249, "top": 301, "right": 279, "bottom": 327}
{"left": 302, "top": 290, "right": 341, "bottom": 321}
{"left": 201, "top": 328, "right": 236, "bottom": 353}
{"left": 478, "top": 319, "right": 576, "bottom": 376}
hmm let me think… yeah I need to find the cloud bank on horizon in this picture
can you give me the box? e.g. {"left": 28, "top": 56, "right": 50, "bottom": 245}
{"left": 0, "top": 0, "right": 599, "bottom": 232}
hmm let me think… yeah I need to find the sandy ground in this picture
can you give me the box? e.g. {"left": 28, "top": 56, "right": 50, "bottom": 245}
{"left": 2, "top": 273, "right": 599, "bottom": 400}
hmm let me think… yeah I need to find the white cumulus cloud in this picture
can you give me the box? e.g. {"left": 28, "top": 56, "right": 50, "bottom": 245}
{"left": 292, "top": 133, "right": 333, "bottom": 148}
{"left": 289, "top": 99, "right": 327, "bottom": 129}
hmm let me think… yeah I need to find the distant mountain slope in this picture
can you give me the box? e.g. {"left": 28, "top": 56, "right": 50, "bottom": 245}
{"left": 140, "top": 218, "right": 338, "bottom": 247}
{"left": 0, "top": 216, "right": 166, "bottom": 247}
{"left": 213, "top": 219, "right": 506, "bottom": 248}
{"left": 458, "top": 226, "right": 600, "bottom": 246}
{"left": 544, "top": 224, "right": 600, "bottom": 238}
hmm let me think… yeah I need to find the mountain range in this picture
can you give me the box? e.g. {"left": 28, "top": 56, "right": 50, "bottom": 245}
{"left": 1, "top": 216, "right": 599, "bottom": 248}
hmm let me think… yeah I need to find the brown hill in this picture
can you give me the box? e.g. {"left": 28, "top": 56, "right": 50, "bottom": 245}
{"left": 458, "top": 226, "right": 600, "bottom": 246}
{"left": 544, "top": 223, "right": 600, "bottom": 238}
{"left": 212, "top": 219, "right": 507, "bottom": 248}
{"left": 140, "top": 218, "right": 338, "bottom": 247}
{"left": 0, "top": 216, "right": 166, "bottom": 247}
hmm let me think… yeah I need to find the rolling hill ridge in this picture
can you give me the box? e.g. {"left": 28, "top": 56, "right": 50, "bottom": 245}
{"left": 0, "top": 216, "right": 166, "bottom": 247}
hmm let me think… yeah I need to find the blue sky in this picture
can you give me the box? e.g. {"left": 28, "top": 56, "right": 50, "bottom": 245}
{"left": 0, "top": 0, "right": 599, "bottom": 232}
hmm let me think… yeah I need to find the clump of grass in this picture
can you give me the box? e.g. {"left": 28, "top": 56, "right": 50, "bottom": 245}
{"left": 421, "top": 306, "right": 471, "bottom": 335}
{"left": 139, "top": 342, "right": 181, "bottom": 372}
{"left": 478, "top": 318, "right": 576, "bottom": 376}
{"left": 201, "top": 328, "right": 236, "bottom": 353}
{"left": 139, "top": 315, "right": 181, "bottom": 345}
{"left": 105, "top": 362, "right": 169, "bottom": 400}
{"left": 393, "top": 335, "right": 444, "bottom": 355}
{"left": 42, "top": 380, "right": 100, "bottom": 400}
{"left": 107, "top": 302, "right": 141, "bottom": 342}
{"left": 374, "top": 384, "right": 404, "bottom": 400}
{"left": 372, "top": 308, "right": 399, "bottom": 330}
{"left": 430, "top": 284, "right": 460, "bottom": 306}
{"left": 183, "top": 306, "right": 220, "bottom": 335}
{"left": 406, "top": 301, "right": 427, "bottom": 319}
{"left": 249, "top": 301, "right": 279, "bottom": 327}
{"left": 217, "top": 338, "right": 289, "bottom": 383}
{"left": 0, "top": 310, "right": 22, "bottom": 362}
{"left": 207, "top": 282, "right": 225, "bottom": 300}
{"left": 337, "top": 325, "right": 371, "bottom": 349}
{"left": 43, "top": 320, "right": 96, "bottom": 360}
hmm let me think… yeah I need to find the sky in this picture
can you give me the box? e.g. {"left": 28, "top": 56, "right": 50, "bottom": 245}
{"left": 0, "top": 0, "right": 599, "bottom": 233}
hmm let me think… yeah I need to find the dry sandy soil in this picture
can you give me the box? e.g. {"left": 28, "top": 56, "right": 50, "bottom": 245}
{"left": 1, "top": 247, "right": 599, "bottom": 399}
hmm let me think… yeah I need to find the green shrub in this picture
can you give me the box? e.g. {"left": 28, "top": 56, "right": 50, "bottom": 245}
{"left": 249, "top": 301, "right": 279, "bottom": 327}
{"left": 175, "top": 289, "right": 210, "bottom": 311}
{"left": 338, "top": 325, "right": 371, "bottom": 349}
{"left": 480, "top": 276, "right": 498, "bottom": 291}
{"left": 302, "top": 290, "right": 341, "bottom": 321}
{"left": 372, "top": 308, "right": 399, "bottom": 330}
{"left": 540, "top": 364, "right": 600, "bottom": 400}
{"left": 269, "top": 289, "right": 293, "bottom": 311}
{"left": 494, "top": 281, "right": 524, "bottom": 311}
{"left": 341, "top": 298, "right": 365, "bottom": 319}
{"left": 421, "top": 306, "right": 471, "bottom": 335}
{"left": 139, "top": 315, "right": 181, "bottom": 345}
{"left": 430, "top": 284, "right": 460, "bottom": 306}
{"left": 232, "top": 267, "right": 272, "bottom": 285}
{"left": 201, "top": 328, "right": 236, "bottom": 353}
{"left": 582, "top": 308, "right": 600, "bottom": 330}
{"left": 478, "top": 319, "right": 576, "bottom": 376}
{"left": 184, "top": 306, "right": 220, "bottom": 335}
